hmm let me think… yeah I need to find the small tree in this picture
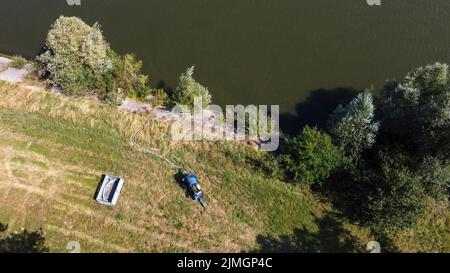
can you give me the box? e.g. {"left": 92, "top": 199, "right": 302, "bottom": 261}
{"left": 43, "top": 16, "right": 111, "bottom": 72}
{"left": 36, "top": 16, "right": 113, "bottom": 96}
{"left": 328, "top": 90, "right": 379, "bottom": 165}
{"left": 277, "top": 126, "right": 342, "bottom": 185}
{"left": 174, "top": 66, "right": 212, "bottom": 107}
{"left": 114, "top": 53, "right": 152, "bottom": 100}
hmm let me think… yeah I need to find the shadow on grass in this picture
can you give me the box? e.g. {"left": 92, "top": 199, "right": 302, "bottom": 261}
{"left": 173, "top": 170, "right": 187, "bottom": 191}
{"left": 0, "top": 222, "right": 48, "bottom": 253}
{"left": 320, "top": 170, "right": 402, "bottom": 253}
{"left": 173, "top": 170, "right": 196, "bottom": 201}
{"left": 0, "top": 223, "right": 7, "bottom": 232}
{"left": 252, "top": 213, "right": 361, "bottom": 253}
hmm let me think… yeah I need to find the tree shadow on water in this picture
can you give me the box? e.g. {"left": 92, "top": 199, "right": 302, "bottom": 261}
{"left": 280, "top": 88, "right": 359, "bottom": 136}
{"left": 156, "top": 80, "right": 174, "bottom": 96}
{"left": 0, "top": 222, "right": 48, "bottom": 253}
{"left": 253, "top": 214, "right": 362, "bottom": 253}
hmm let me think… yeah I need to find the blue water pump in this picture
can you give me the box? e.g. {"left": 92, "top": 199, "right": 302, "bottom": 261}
{"left": 182, "top": 173, "right": 207, "bottom": 208}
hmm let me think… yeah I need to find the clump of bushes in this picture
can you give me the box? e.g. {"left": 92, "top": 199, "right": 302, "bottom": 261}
{"left": 357, "top": 153, "right": 427, "bottom": 233}
{"left": 36, "top": 16, "right": 154, "bottom": 104}
{"left": 112, "top": 53, "right": 152, "bottom": 100}
{"left": 152, "top": 88, "right": 170, "bottom": 107}
{"left": 276, "top": 126, "right": 342, "bottom": 185}
{"left": 173, "top": 65, "right": 212, "bottom": 108}
{"left": 336, "top": 64, "right": 450, "bottom": 232}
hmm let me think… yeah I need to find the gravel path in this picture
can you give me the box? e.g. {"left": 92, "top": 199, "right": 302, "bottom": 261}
{"left": 118, "top": 98, "right": 152, "bottom": 113}
{"left": 118, "top": 98, "right": 245, "bottom": 141}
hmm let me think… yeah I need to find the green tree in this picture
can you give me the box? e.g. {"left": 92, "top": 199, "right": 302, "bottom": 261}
{"left": 328, "top": 90, "right": 379, "bottom": 166}
{"left": 174, "top": 66, "right": 212, "bottom": 107}
{"left": 113, "top": 53, "right": 152, "bottom": 100}
{"left": 36, "top": 16, "right": 113, "bottom": 97}
{"left": 382, "top": 63, "right": 450, "bottom": 159}
{"left": 277, "top": 126, "right": 342, "bottom": 185}
{"left": 361, "top": 154, "right": 427, "bottom": 233}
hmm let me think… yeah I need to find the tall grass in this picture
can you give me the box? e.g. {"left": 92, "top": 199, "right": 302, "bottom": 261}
{"left": 9, "top": 55, "right": 29, "bottom": 69}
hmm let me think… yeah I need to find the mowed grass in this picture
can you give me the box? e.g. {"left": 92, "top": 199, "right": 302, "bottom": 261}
{"left": 0, "top": 81, "right": 448, "bottom": 253}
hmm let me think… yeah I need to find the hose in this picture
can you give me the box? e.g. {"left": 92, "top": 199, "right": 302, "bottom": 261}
{"left": 131, "top": 116, "right": 184, "bottom": 171}
{"left": 131, "top": 114, "right": 207, "bottom": 210}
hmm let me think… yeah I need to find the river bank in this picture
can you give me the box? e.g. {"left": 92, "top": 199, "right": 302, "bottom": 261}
{"left": 0, "top": 55, "right": 262, "bottom": 149}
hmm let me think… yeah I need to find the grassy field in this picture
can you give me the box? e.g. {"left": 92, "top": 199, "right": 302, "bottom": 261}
{"left": 0, "top": 81, "right": 448, "bottom": 252}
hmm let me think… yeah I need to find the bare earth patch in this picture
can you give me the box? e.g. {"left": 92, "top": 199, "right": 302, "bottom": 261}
{"left": 0, "top": 57, "right": 33, "bottom": 83}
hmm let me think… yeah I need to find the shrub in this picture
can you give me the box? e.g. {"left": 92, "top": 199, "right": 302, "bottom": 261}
{"left": 174, "top": 65, "right": 212, "bottom": 107}
{"left": 113, "top": 53, "right": 152, "bottom": 100}
{"left": 10, "top": 55, "right": 28, "bottom": 69}
{"left": 152, "top": 88, "right": 169, "bottom": 107}
{"left": 277, "top": 126, "right": 342, "bottom": 185}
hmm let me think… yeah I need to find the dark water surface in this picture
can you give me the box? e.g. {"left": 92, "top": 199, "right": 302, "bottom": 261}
{"left": 1, "top": 0, "right": 449, "bottom": 132}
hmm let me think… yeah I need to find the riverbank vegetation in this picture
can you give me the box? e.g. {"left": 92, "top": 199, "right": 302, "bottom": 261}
{"left": 272, "top": 63, "right": 450, "bottom": 242}
{"left": 173, "top": 65, "right": 212, "bottom": 108}
{"left": 36, "top": 16, "right": 211, "bottom": 107}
